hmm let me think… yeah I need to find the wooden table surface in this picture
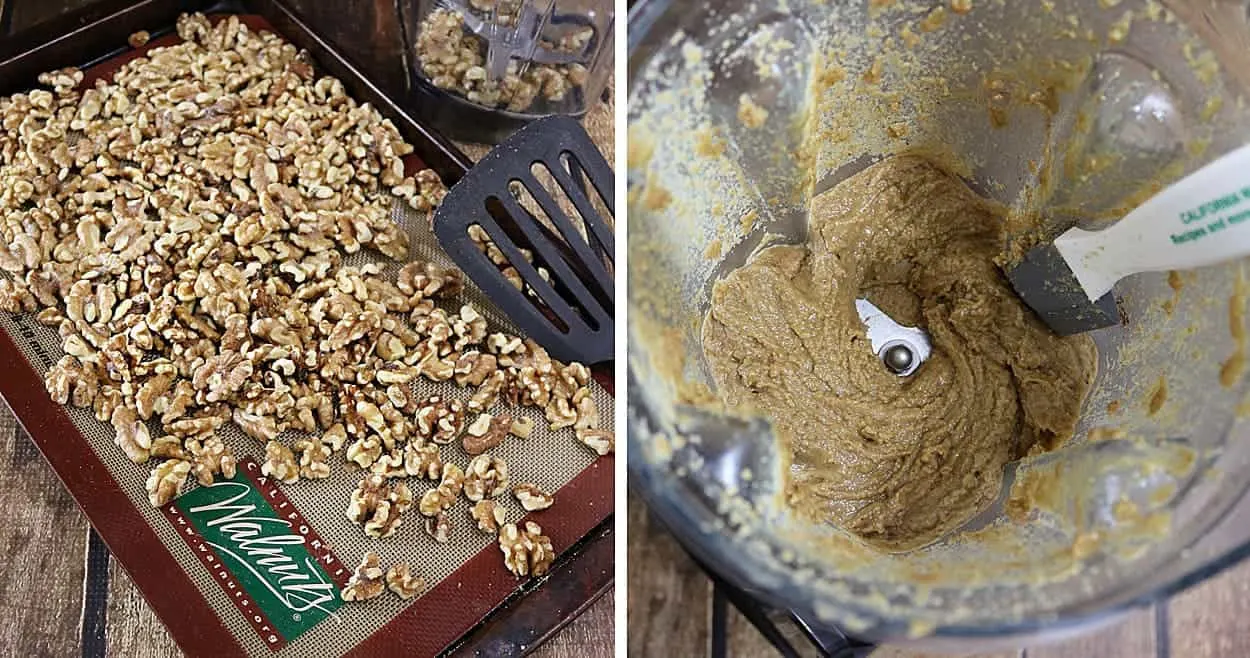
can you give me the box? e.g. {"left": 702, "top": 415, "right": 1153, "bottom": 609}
{"left": 0, "top": 0, "right": 614, "bottom": 656}
{"left": 628, "top": 491, "right": 1250, "bottom": 658}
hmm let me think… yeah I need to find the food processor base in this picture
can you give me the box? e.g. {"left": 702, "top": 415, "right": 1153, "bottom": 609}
{"left": 692, "top": 551, "right": 877, "bottom": 658}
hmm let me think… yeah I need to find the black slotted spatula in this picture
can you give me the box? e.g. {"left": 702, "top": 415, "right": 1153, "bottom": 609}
{"left": 433, "top": 116, "right": 614, "bottom": 364}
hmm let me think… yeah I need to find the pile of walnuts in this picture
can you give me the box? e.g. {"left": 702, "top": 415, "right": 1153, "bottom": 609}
{"left": 0, "top": 13, "right": 614, "bottom": 598}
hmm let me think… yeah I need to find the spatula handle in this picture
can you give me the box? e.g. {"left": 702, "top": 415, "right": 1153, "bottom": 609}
{"left": 1056, "top": 143, "right": 1250, "bottom": 301}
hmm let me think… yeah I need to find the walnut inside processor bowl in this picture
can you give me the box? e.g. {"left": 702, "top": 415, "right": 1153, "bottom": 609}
{"left": 0, "top": 12, "right": 612, "bottom": 602}
{"left": 414, "top": 5, "right": 589, "bottom": 113}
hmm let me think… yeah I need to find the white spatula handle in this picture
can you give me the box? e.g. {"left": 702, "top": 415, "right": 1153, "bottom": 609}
{"left": 1055, "top": 143, "right": 1250, "bottom": 301}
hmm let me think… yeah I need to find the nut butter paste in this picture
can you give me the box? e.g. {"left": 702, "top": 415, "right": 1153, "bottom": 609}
{"left": 702, "top": 156, "right": 1098, "bottom": 552}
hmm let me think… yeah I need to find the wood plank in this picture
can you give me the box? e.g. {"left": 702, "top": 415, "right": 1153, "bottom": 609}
{"left": 106, "top": 556, "right": 183, "bottom": 657}
{"left": 583, "top": 74, "right": 614, "bottom": 170}
{"left": 532, "top": 589, "right": 615, "bottom": 658}
{"left": 726, "top": 603, "right": 789, "bottom": 656}
{"left": 627, "top": 493, "right": 712, "bottom": 657}
{"left": 1168, "top": 558, "right": 1250, "bottom": 658}
{"left": 0, "top": 406, "right": 91, "bottom": 656}
{"left": 1028, "top": 605, "right": 1156, "bottom": 658}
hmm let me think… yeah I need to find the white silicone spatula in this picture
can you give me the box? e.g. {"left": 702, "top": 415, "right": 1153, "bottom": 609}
{"left": 1007, "top": 143, "right": 1250, "bottom": 335}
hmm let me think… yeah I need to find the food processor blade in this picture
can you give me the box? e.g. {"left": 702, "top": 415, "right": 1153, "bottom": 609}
{"left": 443, "top": 0, "right": 588, "bottom": 72}
{"left": 855, "top": 298, "right": 931, "bottom": 376}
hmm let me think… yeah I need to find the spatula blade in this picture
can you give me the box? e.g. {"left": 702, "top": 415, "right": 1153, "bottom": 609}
{"left": 432, "top": 116, "right": 614, "bottom": 364}
{"left": 1006, "top": 243, "right": 1120, "bottom": 335}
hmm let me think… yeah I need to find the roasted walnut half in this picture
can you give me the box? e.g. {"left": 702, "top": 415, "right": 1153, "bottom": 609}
{"left": 462, "top": 412, "right": 513, "bottom": 455}
{"left": 342, "top": 552, "right": 386, "bottom": 602}
{"left": 470, "top": 499, "right": 507, "bottom": 534}
{"left": 385, "top": 563, "right": 427, "bottom": 599}
{"left": 512, "top": 483, "right": 554, "bottom": 511}
{"left": 498, "top": 521, "right": 554, "bottom": 578}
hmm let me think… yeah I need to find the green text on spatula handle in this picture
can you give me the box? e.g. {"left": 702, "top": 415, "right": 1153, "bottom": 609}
{"left": 1055, "top": 144, "right": 1250, "bottom": 301}
{"left": 1172, "top": 185, "right": 1250, "bottom": 245}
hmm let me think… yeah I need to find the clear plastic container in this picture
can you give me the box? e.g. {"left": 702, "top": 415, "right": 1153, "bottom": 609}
{"left": 403, "top": 0, "right": 613, "bottom": 143}
{"left": 628, "top": 0, "right": 1250, "bottom": 649}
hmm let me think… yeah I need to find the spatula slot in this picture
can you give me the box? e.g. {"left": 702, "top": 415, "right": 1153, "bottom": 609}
{"left": 511, "top": 164, "right": 614, "bottom": 316}
{"left": 500, "top": 188, "right": 601, "bottom": 331}
{"left": 560, "top": 149, "right": 615, "bottom": 237}
{"left": 474, "top": 199, "right": 572, "bottom": 334}
{"left": 485, "top": 185, "right": 608, "bottom": 331}
{"left": 474, "top": 193, "right": 608, "bottom": 335}
{"left": 432, "top": 115, "right": 613, "bottom": 364}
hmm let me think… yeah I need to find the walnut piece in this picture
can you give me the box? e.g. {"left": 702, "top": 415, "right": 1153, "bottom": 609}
{"left": 342, "top": 552, "right": 386, "bottom": 602}
{"left": 424, "top": 511, "right": 452, "bottom": 543}
{"left": 150, "top": 436, "right": 185, "bottom": 460}
{"left": 45, "top": 356, "right": 97, "bottom": 408}
{"left": 498, "top": 521, "right": 554, "bottom": 578}
{"left": 261, "top": 441, "right": 299, "bottom": 484}
{"left": 414, "top": 395, "right": 464, "bottom": 445}
{"left": 347, "top": 474, "right": 414, "bottom": 538}
{"left": 321, "top": 424, "right": 348, "bottom": 452}
{"left": 145, "top": 459, "right": 191, "bottom": 507}
{"left": 294, "top": 439, "right": 331, "bottom": 479}
{"left": 128, "top": 30, "right": 151, "bottom": 48}
{"left": 486, "top": 332, "right": 525, "bottom": 365}
{"left": 36, "top": 67, "right": 83, "bottom": 96}
{"left": 452, "top": 304, "right": 488, "bottom": 350}
{"left": 545, "top": 396, "right": 578, "bottom": 431}
{"left": 464, "top": 453, "right": 509, "bottom": 502}
{"left": 512, "top": 483, "right": 554, "bottom": 511}
{"left": 111, "top": 406, "right": 152, "bottom": 464}
{"left": 454, "top": 351, "right": 497, "bottom": 387}
{"left": 470, "top": 499, "right": 506, "bottom": 534}
{"left": 370, "top": 450, "right": 407, "bottom": 478}
{"left": 403, "top": 443, "right": 443, "bottom": 479}
{"left": 418, "top": 463, "right": 465, "bottom": 516}
{"left": 385, "top": 563, "right": 427, "bottom": 599}
{"left": 468, "top": 370, "right": 507, "bottom": 411}
{"left": 573, "top": 387, "right": 599, "bottom": 429}
{"left": 187, "top": 436, "right": 237, "bottom": 486}
{"left": 462, "top": 412, "right": 513, "bottom": 455}
{"left": 396, "top": 260, "right": 463, "bottom": 299}
{"left": 576, "top": 428, "right": 614, "bottom": 456}
{"left": 510, "top": 416, "right": 534, "bottom": 439}
{"left": 346, "top": 436, "right": 382, "bottom": 469}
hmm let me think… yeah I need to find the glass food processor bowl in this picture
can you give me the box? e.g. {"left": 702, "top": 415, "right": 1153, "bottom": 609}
{"left": 627, "top": 0, "right": 1250, "bottom": 649}
{"left": 402, "top": 0, "right": 614, "bottom": 143}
